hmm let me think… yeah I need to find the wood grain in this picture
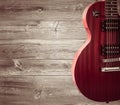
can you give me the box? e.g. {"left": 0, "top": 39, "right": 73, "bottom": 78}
{"left": 0, "top": 0, "right": 94, "bottom": 11}
{"left": 0, "top": 59, "right": 72, "bottom": 75}
{"left": 0, "top": 40, "right": 84, "bottom": 59}
{"left": 0, "top": 21, "right": 86, "bottom": 40}
{"left": 0, "top": 0, "right": 95, "bottom": 22}
{"left": 0, "top": 76, "right": 120, "bottom": 105}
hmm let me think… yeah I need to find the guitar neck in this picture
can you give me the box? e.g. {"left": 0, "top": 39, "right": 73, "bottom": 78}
{"left": 105, "top": 0, "right": 118, "bottom": 18}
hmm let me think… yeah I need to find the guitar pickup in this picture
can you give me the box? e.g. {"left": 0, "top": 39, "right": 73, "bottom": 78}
{"left": 101, "top": 19, "right": 120, "bottom": 32}
{"left": 101, "top": 67, "right": 120, "bottom": 72}
{"left": 103, "top": 57, "right": 120, "bottom": 63}
{"left": 101, "top": 44, "right": 120, "bottom": 56}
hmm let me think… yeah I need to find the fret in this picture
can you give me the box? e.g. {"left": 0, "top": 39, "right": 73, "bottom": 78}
{"left": 106, "top": 2, "right": 117, "bottom": 4}
{"left": 105, "top": 14, "right": 118, "bottom": 16}
{"left": 105, "top": 16, "right": 118, "bottom": 18}
{"left": 105, "top": 8, "right": 117, "bottom": 10}
{"left": 105, "top": 4, "right": 117, "bottom": 7}
{"left": 101, "top": 18, "right": 120, "bottom": 32}
{"left": 106, "top": 0, "right": 117, "bottom": 3}
{"left": 105, "top": 13, "right": 118, "bottom": 16}
{"left": 105, "top": 12, "right": 118, "bottom": 15}
{"left": 105, "top": 10, "right": 118, "bottom": 13}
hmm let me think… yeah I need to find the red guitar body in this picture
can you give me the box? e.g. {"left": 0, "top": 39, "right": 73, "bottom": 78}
{"left": 72, "top": 0, "right": 120, "bottom": 102}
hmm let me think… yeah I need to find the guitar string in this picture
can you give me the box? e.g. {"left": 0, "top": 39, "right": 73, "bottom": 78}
{"left": 113, "top": 0, "right": 115, "bottom": 68}
{"left": 106, "top": 0, "right": 109, "bottom": 69}
{"left": 109, "top": 0, "right": 110, "bottom": 69}
{"left": 111, "top": 0, "right": 115, "bottom": 68}
{"left": 116, "top": 0, "right": 119, "bottom": 69}
{"left": 107, "top": 0, "right": 109, "bottom": 68}
{"left": 105, "top": 0, "right": 107, "bottom": 69}
{"left": 107, "top": 0, "right": 109, "bottom": 69}
{"left": 110, "top": 0, "right": 112, "bottom": 68}
{"left": 111, "top": 0, "right": 117, "bottom": 68}
{"left": 113, "top": 0, "right": 117, "bottom": 68}
{"left": 107, "top": 0, "right": 112, "bottom": 69}
{"left": 109, "top": 0, "right": 114, "bottom": 68}
{"left": 104, "top": 0, "right": 119, "bottom": 70}
{"left": 104, "top": 0, "right": 118, "bottom": 70}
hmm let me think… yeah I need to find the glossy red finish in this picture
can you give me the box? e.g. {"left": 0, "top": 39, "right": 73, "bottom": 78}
{"left": 72, "top": 1, "right": 120, "bottom": 102}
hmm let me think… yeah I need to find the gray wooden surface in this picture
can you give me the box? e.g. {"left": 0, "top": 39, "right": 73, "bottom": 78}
{"left": 0, "top": 0, "right": 120, "bottom": 105}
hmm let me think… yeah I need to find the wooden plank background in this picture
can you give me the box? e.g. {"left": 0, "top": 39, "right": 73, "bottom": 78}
{"left": 0, "top": 0, "right": 120, "bottom": 105}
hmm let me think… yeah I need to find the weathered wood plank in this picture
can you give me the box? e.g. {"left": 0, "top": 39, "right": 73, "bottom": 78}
{"left": 0, "top": 76, "right": 36, "bottom": 105}
{"left": 0, "top": 21, "right": 86, "bottom": 40}
{"left": 0, "top": 11, "right": 83, "bottom": 21}
{"left": 0, "top": 0, "right": 95, "bottom": 11}
{"left": 0, "top": 39, "right": 84, "bottom": 60}
{"left": 0, "top": 59, "right": 72, "bottom": 75}
{"left": 0, "top": 76, "right": 81, "bottom": 105}
{"left": 0, "top": 0, "right": 95, "bottom": 21}
{"left": 0, "top": 39, "right": 85, "bottom": 45}
{"left": 0, "top": 28, "right": 86, "bottom": 40}
{"left": 0, "top": 76, "right": 120, "bottom": 105}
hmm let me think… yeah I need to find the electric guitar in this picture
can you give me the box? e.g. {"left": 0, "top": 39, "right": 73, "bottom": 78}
{"left": 72, "top": 0, "right": 120, "bottom": 102}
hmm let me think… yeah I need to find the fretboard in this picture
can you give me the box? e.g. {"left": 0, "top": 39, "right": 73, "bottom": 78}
{"left": 105, "top": 0, "right": 118, "bottom": 18}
